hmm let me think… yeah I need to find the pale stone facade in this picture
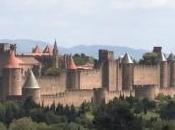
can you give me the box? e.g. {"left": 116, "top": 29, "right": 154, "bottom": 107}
{"left": 0, "top": 43, "right": 174, "bottom": 106}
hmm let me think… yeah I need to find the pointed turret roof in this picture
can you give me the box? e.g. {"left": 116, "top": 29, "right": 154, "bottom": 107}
{"left": 4, "top": 51, "right": 21, "bottom": 68}
{"left": 122, "top": 53, "right": 133, "bottom": 64}
{"left": 43, "top": 44, "right": 52, "bottom": 54}
{"left": 168, "top": 53, "right": 175, "bottom": 61}
{"left": 23, "top": 69, "right": 40, "bottom": 89}
{"left": 53, "top": 40, "right": 58, "bottom": 55}
{"left": 158, "top": 52, "right": 167, "bottom": 62}
{"left": 68, "top": 55, "right": 77, "bottom": 70}
{"left": 32, "top": 45, "right": 40, "bottom": 53}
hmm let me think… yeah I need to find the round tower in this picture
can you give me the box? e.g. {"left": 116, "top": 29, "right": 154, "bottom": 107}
{"left": 122, "top": 53, "right": 134, "bottom": 90}
{"left": 159, "top": 52, "right": 168, "bottom": 88}
{"left": 2, "top": 51, "right": 22, "bottom": 100}
{"left": 168, "top": 53, "right": 175, "bottom": 87}
{"left": 66, "top": 55, "right": 79, "bottom": 90}
{"left": 22, "top": 69, "right": 40, "bottom": 104}
{"left": 94, "top": 88, "right": 107, "bottom": 104}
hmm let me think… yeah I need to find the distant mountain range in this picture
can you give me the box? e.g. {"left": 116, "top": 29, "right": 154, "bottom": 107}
{"left": 0, "top": 39, "right": 147, "bottom": 60}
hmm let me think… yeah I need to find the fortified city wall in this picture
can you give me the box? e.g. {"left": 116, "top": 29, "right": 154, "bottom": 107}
{"left": 38, "top": 71, "right": 67, "bottom": 95}
{"left": 134, "top": 65, "right": 160, "bottom": 85}
{"left": 79, "top": 69, "right": 101, "bottom": 90}
{"left": 40, "top": 90, "right": 94, "bottom": 107}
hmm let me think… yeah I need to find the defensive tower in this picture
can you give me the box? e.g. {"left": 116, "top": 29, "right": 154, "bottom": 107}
{"left": 168, "top": 53, "right": 175, "bottom": 87}
{"left": 22, "top": 69, "right": 41, "bottom": 103}
{"left": 66, "top": 55, "right": 79, "bottom": 90}
{"left": 2, "top": 51, "right": 22, "bottom": 100}
{"left": 100, "top": 50, "right": 118, "bottom": 91}
{"left": 159, "top": 52, "right": 168, "bottom": 88}
{"left": 122, "top": 53, "right": 134, "bottom": 90}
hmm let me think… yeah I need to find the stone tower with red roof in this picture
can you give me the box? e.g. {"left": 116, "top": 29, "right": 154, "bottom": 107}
{"left": 2, "top": 50, "right": 22, "bottom": 100}
{"left": 66, "top": 55, "right": 79, "bottom": 89}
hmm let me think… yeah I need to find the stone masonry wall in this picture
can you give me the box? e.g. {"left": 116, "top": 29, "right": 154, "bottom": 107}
{"left": 79, "top": 69, "right": 101, "bottom": 90}
{"left": 40, "top": 90, "right": 94, "bottom": 107}
{"left": 38, "top": 71, "right": 67, "bottom": 95}
{"left": 134, "top": 65, "right": 160, "bottom": 86}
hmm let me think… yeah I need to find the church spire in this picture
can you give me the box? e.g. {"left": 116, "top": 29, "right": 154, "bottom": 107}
{"left": 53, "top": 39, "right": 58, "bottom": 56}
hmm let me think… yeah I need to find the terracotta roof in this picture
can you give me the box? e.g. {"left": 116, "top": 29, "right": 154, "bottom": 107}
{"left": 23, "top": 69, "right": 40, "bottom": 89}
{"left": 32, "top": 45, "right": 40, "bottom": 54}
{"left": 17, "top": 56, "right": 40, "bottom": 65}
{"left": 4, "top": 51, "right": 21, "bottom": 69}
{"left": 122, "top": 53, "right": 133, "bottom": 64}
{"left": 43, "top": 45, "right": 52, "bottom": 54}
{"left": 68, "top": 55, "right": 77, "bottom": 70}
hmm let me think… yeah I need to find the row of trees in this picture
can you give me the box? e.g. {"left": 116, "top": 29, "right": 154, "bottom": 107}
{"left": 1, "top": 95, "right": 175, "bottom": 130}
{"left": 73, "top": 52, "right": 162, "bottom": 65}
{"left": 73, "top": 53, "right": 95, "bottom": 65}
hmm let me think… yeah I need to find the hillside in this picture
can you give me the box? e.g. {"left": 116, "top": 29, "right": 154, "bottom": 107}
{"left": 0, "top": 39, "right": 146, "bottom": 60}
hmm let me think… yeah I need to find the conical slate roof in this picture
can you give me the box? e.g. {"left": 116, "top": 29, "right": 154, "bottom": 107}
{"left": 159, "top": 52, "right": 167, "bottom": 62}
{"left": 168, "top": 53, "right": 175, "bottom": 61}
{"left": 23, "top": 70, "right": 40, "bottom": 89}
{"left": 122, "top": 53, "right": 133, "bottom": 64}
{"left": 4, "top": 51, "right": 21, "bottom": 68}
{"left": 68, "top": 55, "right": 77, "bottom": 70}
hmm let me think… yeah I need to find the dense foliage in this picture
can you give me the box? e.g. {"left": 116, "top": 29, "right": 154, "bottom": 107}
{"left": 73, "top": 53, "right": 95, "bottom": 65}
{"left": 44, "top": 67, "right": 61, "bottom": 76}
{"left": 139, "top": 52, "right": 159, "bottom": 65}
{"left": 1, "top": 96, "right": 175, "bottom": 130}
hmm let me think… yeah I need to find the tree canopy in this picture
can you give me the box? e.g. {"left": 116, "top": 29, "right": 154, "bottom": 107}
{"left": 139, "top": 52, "right": 159, "bottom": 65}
{"left": 1, "top": 95, "right": 175, "bottom": 130}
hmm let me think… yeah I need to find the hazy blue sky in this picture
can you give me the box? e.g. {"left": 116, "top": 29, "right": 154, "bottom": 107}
{"left": 0, "top": 0, "right": 175, "bottom": 52}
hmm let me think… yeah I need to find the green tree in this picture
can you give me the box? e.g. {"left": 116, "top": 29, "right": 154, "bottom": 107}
{"left": 160, "top": 101, "right": 175, "bottom": 120}
{"left": 22, "top": 97, "right": 40, "bottom": 114}
{"left": 73, "top": 53, "right": 95, "bottom": 65}
{"left": 9, "top": 117, "right": 37, "bottom": 130}
{"left": 0, "top": 122, "right": 6, "bottom": 130}
{"left": 36, "top": 123, "right": 51, "bottom": 130}
{"left": 0, "top": 103, "right": 6, "bottom": 123}
{"left": 45, "top": 67, "right": 60, "bottom": 76}
{"left": 55, "top": 104, "right": 64, "bottom": 115}
{"left": 94, "top": 100, "right": 142, "bottom": 130}
{"left": 139, "top": 52, "right": 158, "bottom": 65}
{"left": 4, "top": 101, "right": 21, "bottom": 125}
